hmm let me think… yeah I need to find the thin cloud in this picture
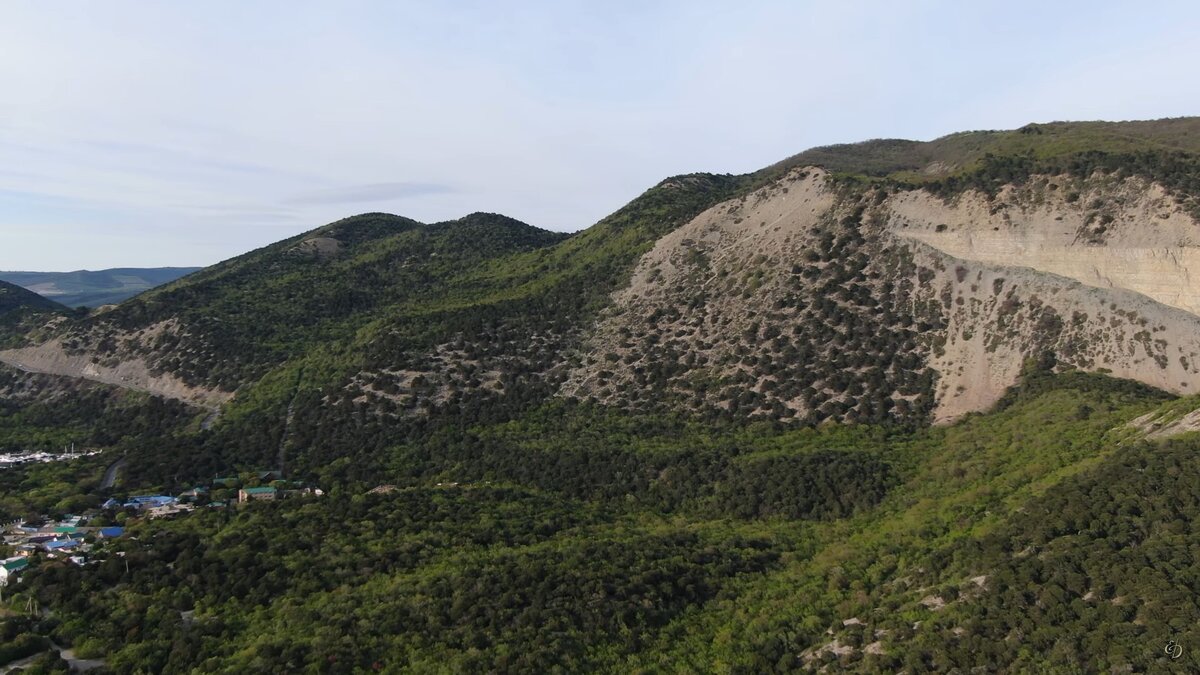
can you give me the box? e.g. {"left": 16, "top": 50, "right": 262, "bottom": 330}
{"left": 3, "top": 2, "right": 1200, "bottom": 270}
{"left": 286, "top": 182, "right": 457, "bottom": 205}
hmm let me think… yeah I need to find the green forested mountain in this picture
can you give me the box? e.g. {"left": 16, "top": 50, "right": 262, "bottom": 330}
{"left": 5, "top": 118, "right": 1200, "bottom": 672}
{"left": 0, "top": 281, "right": 65, "bottom": 317}
{"left": 80, "top": 211, "right": 571, "bottom": 388}
{"left": 767, "top": 116, "right": 1200, "bottom": 179}
{"left": 0, "top": 280, "right": 67, "bottom": 349}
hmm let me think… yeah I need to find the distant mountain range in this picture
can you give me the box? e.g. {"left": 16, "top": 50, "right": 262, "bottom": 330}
{"left": 0, "top": 267, "right": 201, "bottom": 307}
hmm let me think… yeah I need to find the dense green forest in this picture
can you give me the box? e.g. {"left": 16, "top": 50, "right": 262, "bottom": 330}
{"left": 1, "top": 370, "right": 1198, "bottom": 672}
{"left": 0, "top": 369, "right": 201, "bottom": 520}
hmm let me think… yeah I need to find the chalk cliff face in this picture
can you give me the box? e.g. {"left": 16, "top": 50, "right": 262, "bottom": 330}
{"left": 565, "top": 167, "right": 1200, "bottom": 424}
{"left": 887, "top": 176, "right": 1200, "bottom": 314}
{"left": 883, "top": 174, "right": 1200, "bottom": 421}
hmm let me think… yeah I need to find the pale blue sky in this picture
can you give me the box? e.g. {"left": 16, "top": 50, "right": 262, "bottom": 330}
{"left": 2, "top": 1, "right": 1199, "bottom": 270}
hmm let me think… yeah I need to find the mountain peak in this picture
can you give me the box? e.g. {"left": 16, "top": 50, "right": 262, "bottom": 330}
{"left": 312, "top": 212, "right": 423, "bottom": 246}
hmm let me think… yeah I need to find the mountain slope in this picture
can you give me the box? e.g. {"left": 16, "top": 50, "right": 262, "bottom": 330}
{"left": 565, "top": 149, "right": 1200, "bottom": 424}
{"left": 8, "top": 120, "right": 1200, "bottom": 428}
{"left": 0, "top": 279, "right": 67, "bottom": 349}
{"left": 16, "top": 371, "right": 1200, "bottom": 672}
{"left": 0, "top": 279, "right": 65, "bottom": 315}
{"left": 766, "top": 116, "right": 1200, "bottom": 179}
{"left": 0, "top": 213, "right": 571, "bottom": 407}
{"left": 0, "top": 267, "right": 202, "bottom": 307}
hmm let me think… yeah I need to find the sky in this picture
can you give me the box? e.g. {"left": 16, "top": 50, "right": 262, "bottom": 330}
{"left": 2, "top": 1, "right": 1199, "bottom": 271}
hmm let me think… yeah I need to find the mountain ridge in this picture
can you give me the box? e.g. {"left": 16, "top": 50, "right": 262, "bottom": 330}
{"left": 6, "top": 119, "right": 1200, "bottom": 429}
{"left": 0, "top": 279, "right": 68, "bottom": 349}
{"left": 0, "top": 267, "right": 202, "bottom": 308}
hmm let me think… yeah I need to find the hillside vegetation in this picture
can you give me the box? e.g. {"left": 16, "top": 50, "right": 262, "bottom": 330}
{"left": 4, "top": 118, "right": 1200, "bottom": 671}
{"left": 10, "top": 370, "right": 1200, "bottom": 672}
{"left": 767, "top": 117, "right": 1200, "bottom": 179}
{"left": 0, "top": 280, "right": 67, "bottom": 349}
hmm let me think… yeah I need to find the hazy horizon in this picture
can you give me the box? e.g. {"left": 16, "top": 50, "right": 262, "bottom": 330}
{"left": 4, "top": 1, "right": 1200, "bottom": 270}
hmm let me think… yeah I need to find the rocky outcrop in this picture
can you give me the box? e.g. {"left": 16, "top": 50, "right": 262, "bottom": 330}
{"left": 0, "top": 339, "right": 232, "bottom": 410}
{"left": 561, "top": 168, "right": 943, "bottom": 425}
{"left": 887, "top": 176, "right": 1200, "bottom": 314}
{"left": 565, "top": 166, "right": 1200, "bottom": 424}
{"left": 903, "top": 240, "right": 1200, "bottom": 422}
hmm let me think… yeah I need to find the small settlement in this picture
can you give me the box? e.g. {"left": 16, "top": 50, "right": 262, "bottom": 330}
{"left": 0, "top": 472, "right": 323, "bottom": 587}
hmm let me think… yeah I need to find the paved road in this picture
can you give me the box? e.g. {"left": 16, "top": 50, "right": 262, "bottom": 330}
{"left": 57, "top": 643, "right": 105, "bottom": 672}
{"left": 100, "top": 457, "right": 126, "bottom": 489}
{"left": 0, "top": 643, "right": 105, "bottom": 673}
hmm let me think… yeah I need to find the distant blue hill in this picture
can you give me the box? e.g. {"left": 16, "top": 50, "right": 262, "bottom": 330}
{"left": 0, "top": 267, "right": 202, "bottom": 307}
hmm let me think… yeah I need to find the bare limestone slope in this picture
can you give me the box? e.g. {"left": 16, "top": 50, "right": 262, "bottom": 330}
{"left": 0, "top": 320, "right": 232, "bottom": 410}
{"left": 887, "top": 175, "right": 1200, "bottom": 314}
{"left": 561, "top": 167, "right": 944, "bottom": 426}
{"left": 563, "top": 167, "right": 1200, "bottom": 424}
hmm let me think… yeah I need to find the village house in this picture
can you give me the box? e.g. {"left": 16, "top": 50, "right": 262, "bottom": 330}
{"left": 179, "top": 486, "right": 209, "bottom": 501}
{"left": 44, "top": 538, "right": 81, "bottom": 554}
{"left": 124, "top": 495, "right": 176, "bottom": 510}
{"left": 238, "top": 486, "right": 277, "bottom": 503}
{"left": 0, "top": 557, "right": 29, "bottom": 586}
{"left": 148, "top": 503, "right": 194, "bottom": 519}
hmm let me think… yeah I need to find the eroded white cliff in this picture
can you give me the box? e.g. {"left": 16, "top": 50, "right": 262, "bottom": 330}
{"left": 887, "top": 176, "right": 1200, "bottom": 314}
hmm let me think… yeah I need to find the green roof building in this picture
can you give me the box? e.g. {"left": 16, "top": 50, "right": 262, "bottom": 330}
{"left": 238, "top": 486, "right": 277, "bottom": 503}
{"left": 0, "top": 557, "right": 29, "bottom": 586}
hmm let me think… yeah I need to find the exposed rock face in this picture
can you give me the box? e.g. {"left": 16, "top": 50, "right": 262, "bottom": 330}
{"left": 905, "top": 241, "right": 1200, "bottom": 422}
{"left": 886, "top": 174, "right": 1200, "bottom": 420}
{"left": 0, "top": 334, "right": 232, "bottom": 410}
{"left": 1128, "top": 406, "right": 1200, "bottom": 440}
{"left": 888, "top": 176, "right": 1200, "bottom": 314}
{"left": 565, "top": 167, "right": 1200, "bottom": 424}
{"left": 561, "top": 168, "right": 943, "bottom": 425}
{"left": 287, "top": 236, "right": 341, "bottom": 260}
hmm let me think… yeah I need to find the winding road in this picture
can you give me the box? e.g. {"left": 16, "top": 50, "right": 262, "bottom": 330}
{"left": 100, "top": 457, "right": 126, "bottom": 490}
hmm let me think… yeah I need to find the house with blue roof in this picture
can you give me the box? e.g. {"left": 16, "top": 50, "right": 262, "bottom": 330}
{"left": 98, "top": 527, "right": 125, "bottom": 539}
{"left": 44, "top": 539, "right": 80, "bottom": 552}
{"left": 124, "top": 495, "right": 176, "bottom": 510}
